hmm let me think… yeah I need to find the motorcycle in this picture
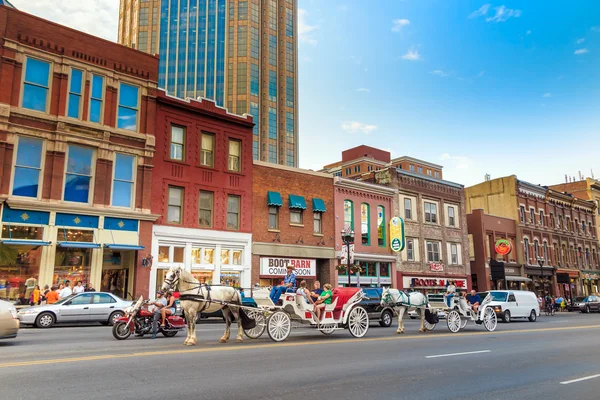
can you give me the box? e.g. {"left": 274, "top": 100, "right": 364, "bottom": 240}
{"left": 112, "top": 296, "right": 186, "bottom": 340}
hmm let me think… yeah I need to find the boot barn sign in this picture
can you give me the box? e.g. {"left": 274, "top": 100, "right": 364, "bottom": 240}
{"left": 403, "top": 276, "right": 467, "bottom": 289}
{"left": 260, "top": 257, "right": 317, "bottom": 278}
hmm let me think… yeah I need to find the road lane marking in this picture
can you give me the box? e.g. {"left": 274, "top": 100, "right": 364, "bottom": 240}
{"left": 3, "top": 324, "right": 599, "bottom": 369}
{"left": 426, "top": 350, "right": 491, "bottom": 359}
{"left": 560, "top": 374, "right": 600, "bottom": 385}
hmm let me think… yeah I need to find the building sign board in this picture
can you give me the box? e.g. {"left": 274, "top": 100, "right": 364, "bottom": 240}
{"left": 404, "top": 276, "right": 467, "bottom": 289}
{"left": 390, "top": 217, "right": 405, "bottom": 252}
{"left": 260, "top": 257, "right": 317, "bottom": 278}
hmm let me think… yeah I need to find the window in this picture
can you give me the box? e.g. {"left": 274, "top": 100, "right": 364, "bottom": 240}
{"left": 426, "top": 241, "right": 440, "bottom": 262}
{"left": 250, "top": 63, "right": 259, "bottom": 96}
{"left": 361, "top": 203, "right": 370, "bottom": 245}
{"left": 12, "top": 136, "right": 43, "bottom": 198}
{"left": 286, "top": 42, "right": 294, "bottom": 72}
{"left": 170, "top": 125, "right": 185, "bottom": 161}
{"left": 286, "top": 76, "right": 294, "bottom": 107}
{"left": 285, "top": 8, "right": 293, "bottom": 37}
{"left": 268, "top": 206, "right": 279, "bottom": 229}
{"left": 238, "top": 1, "right": 247, "bottom": 19}
{"left": 407, "top": 239, "right": 415, "bottom": 261}
{"left": 67, "top": 68, "right": 83, "bottom": 118}
{"left": 343, "top": 200, "right": 354, "bottom": 231}
{"left": 268, "top": 0, "right": 276, "bottom": 30}
{"left": 434, "top": 171, "right": 440, "bottom": 178}
{"left": 558, "top": 215, "right": 563, "bottom": 229}
{"left": 269, "top": 144, "right": 277, "bottom": 163}
{"left": 427, "top": 169, "right": 432, "bottom": 176}
{"left": 228, "top": 139, "right": 241, "bottom": 172}
{"left": 290, "top": 209, "right": 303, "bottom": 225}
{"left": 418, "top": 167, "right": 423, "bottom": 174}
{"left": 139, "top": 7, "right": 149, "bottom": 25}
{"left": 200, "top": 133, "right": 215, "bottom": 167}
{"left": 448, "top": 206, "right": 456, "bottom": 227}
{"left": 582, "top": 221, "right": 587, "bottom": 234}
{"left": 251, "top": 27, "right": 259, "bottom": 59}
{"left": 89, "top": 75, "right": 104, "bottom": 123}
{"left": 112, "top": 153, "right": 134, "bottom": 208}
{"left": 549, "top": 213, "right": 555, "bottom": 229}
{"left": 377, "top": 206, "right": 385, "bottom": 246}
{"left": 250, "top": 2, "right": 259, "bottom": 23}
{"left": 92, "top": 293, "right": 116, "bottom": 304}
{"left": 451, "top": 243, "right": 458, "bottom": 264}
{"left": 533, "top": 240, "right": 540, "bottom": 260}
{"left": 313, "top": 212, "right": 322, "bottom": 234}
{"left": 519, "top": 206, "right": 526, "bottom": 223}
{"left": 424, "top": 202, "right": 437, "bottom": 223}
{"left": 137, "top": 31, "right": 148, "bottom": 52}
{"left": 64, "top": 145, "right": 94, "bottom": 203}
{"left": 269, "top": 35, "right": 277, "bottom": 66}
{"left": 539, "top": 210, "right": 545, "bottom": 226}
{"left": 198, "top": 191, "right": 213, "bottom": 227}
{"left": 523, "top": 238, "right": 530, "bottom": 263}
{"left": 543, "top": 242, "right": 549, "bottom": 264}
{"left": 250, "top": 102, "right": 259, "bottom": 136}
{"left": 269, "top": 70, "right": 277, "bottom": 101}
{"left": 117, "top": 83, "right": 139, "bottom": 131}
{"left": 22, "top": 57, "right": 51, "bottom": 112}
{"left": 268, "top": 107, "right": 277, "bottom": 139}
{"left": 404, "top": 198, "right": 412, "bottom": 220}
{"left": 227, "top": 195, "right": 241, "bottom": 230}
{"left": 409, "top": 165, "right": 415, "bottom": 172}
{"left": 529, "top": 208, "right": 535, "bottom": 224}
{"left": 70, "top": 294, "right": 93, "bottom": 305}
{"left": 237, "top": 26, "right": 247, "bottom": 57}
{"left": 237, "top": 63, "right": 247, "bottom": 93}
{"left": 168, "top": 186, "right": 184, "bottom": 224}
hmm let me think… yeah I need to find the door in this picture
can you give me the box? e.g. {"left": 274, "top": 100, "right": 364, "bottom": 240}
{"left": 59, "top": 293, "right": 93, "bottom": 322}
{"left": 507, "top": 293, "right": 521, "bottom": 317}
{"left": 88, "top": 293, "right": 118, "bottom": 322}
{"left": 362, "top": 289, "right": 381, "bottom": 319}
{"left": 591, "top": 296, "right": 600, "bottom": 312}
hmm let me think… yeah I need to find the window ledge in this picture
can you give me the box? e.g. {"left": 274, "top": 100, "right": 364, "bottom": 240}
{"left": 313, "top": 233, "right": 324, "bottom": 237}
{"left": 166, "top": 158, "right": 190, "bottom": 166}
{"left": 268, "top": 229, "right": 281, "bottom": 233}
{"left": 289, "top": 223, "right": 304, "bottom": 228}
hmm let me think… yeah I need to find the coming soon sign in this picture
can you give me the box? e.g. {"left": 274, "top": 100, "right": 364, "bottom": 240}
{"left": 259, "top": 257, "right": 317, "bottom": 278}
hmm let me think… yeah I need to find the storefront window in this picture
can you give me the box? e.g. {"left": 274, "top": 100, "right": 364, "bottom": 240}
{"left": 204, "top": 248, "right": 214, "bottom": 264}
{"left": 232, "top": 250, "right": 242, "bottom": 265}
{"left": 221, "top": 271, "right": 240, "bottom": 288}
{"left": 158, "top": 246, "right": 169, "bottom": 263}
{"left": 192, "top": 248, "right": 202, "bottom": 264}
{"left": 0, "top": 243, "right": 43, "bottom": 303}
{"left": 155, "top": 269, "right": 169, "bottom": 294}
{"left": 191, "top": 270, "right": 213, "bottom": 284}
{"left": 1, "top": 225, "right": 44, "bottom": 240}
{"left": 173, "top": 247, "right": 184, "bottom": 263}
{"left": 54, "top": 247, "right": 92, "bottom": 286}
{"left": 379, "top": 263, "right": 391, "bottom": 277}
{"left": 221, "top": 249, "right": 230, "bottom": 265}
{"left": 101, "top": 250, "right": 129, "bottom": 299}
{"left": 57, "top": 229, "right": 94, "bottom": 242}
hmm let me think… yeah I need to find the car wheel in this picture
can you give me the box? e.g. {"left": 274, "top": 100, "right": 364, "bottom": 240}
{"left": 528, "top": 310, "right": 537, "bottom": 322}
{"left": 379, "top": 310, "right": 393, "bottom": 328}
{"left": 35, "top": 312, "right": 55, "bottom": 328}
{"left": 109, "top": 311, "right": 124, "bottom": 326}
{"left": 503, "top": 310, "right": 511, "bottom": 323}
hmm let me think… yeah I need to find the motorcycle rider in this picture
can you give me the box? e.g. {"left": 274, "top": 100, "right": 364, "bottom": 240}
{"left": 160, "top": 292, "right": 177, "bottom": 328}
{"left": 151, "top": 291, "right": 168, "bottom": 339}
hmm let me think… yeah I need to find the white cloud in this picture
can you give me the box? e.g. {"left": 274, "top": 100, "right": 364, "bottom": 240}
{"left": 468, "top": 4, "right": 491, "bottom": 19}
{"left": 441, "top": 153, "right": 472, "bottom": 170}
{"left": 542, "top": 93, "right": 552, "bottom": 98}
{"left": 341, "top": 121, "right": 377, "bottom": 135}
{"left": 431, "top": 69, "right": 449, "bottom": 77}
{"left": 298, "top": 9, "right": 318, "bottom": 45}
{"left": 11, "top": 0, "right": 119, "bottom": 42}
{"left": 486, "top": 6, "right": 522, "bottom": 22}
{"left": 402, "top": 48, "right": 421, "bottom": 61}
{"left": 356, "top": 88, "right": 370, "bottom": 93}
{"left": 577, "top": 38, "right": 586, "bottom": 44}
{"left": 574, "top": 48, "right": 589, "bottom": 55}
{"left": 392, "top": 19, "right": 410, "bottom": 32}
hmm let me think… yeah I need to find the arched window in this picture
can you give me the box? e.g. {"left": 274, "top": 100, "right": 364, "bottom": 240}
{"left": 523, "top": 238, "right": 530, "bottom": 263}
{"left": 377, "top": 206, "right": 385, "bottom": 247}
{"left": 361, "top": 203, "right": 370, "bottom": 245}
{"left": 343, "top": 200, "right": 353, "bottom": 232}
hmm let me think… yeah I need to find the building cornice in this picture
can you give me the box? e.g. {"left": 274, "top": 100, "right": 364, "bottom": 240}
{"left": 334, "top": 177, "right": 397, "bottom": 197}
{"left": 518, "top": 179, "right": 547, "bottom": 200}
{"left": 395, "top": 168, "right": 463, "bottom": 189}
{"left": 253, "top": 160, "right": 334, "bottom": 179}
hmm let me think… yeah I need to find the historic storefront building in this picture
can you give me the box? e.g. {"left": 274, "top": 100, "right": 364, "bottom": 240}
{"left": 252, "top": 162, "right": 335, "bottom": 289}
{"left": 0, "top": 7, "right": 158, "bottom": 302}
{"left": 148, "top": 92, "right": 254, "bottom": 298}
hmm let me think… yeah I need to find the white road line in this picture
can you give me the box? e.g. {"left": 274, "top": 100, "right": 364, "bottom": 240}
{"left": 425, "top": 350, "right": 491, "bottom": 359}
{"left": 560, "top": 374, "right": 600, "bottom": 385}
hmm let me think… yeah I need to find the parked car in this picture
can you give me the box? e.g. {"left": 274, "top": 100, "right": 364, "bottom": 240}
{"left": 0, "top": 299, "right": 19, "bottom": 339}
{"left": 568, "top": 297, "right": 586, "bottom": 312}
{"left": 196, "top": 296, "right": 258, "bottom": 322}
{"left": 486, "top": 290, "right": 539, "bottom": 323}
{"left": 409, "top": 309, "right": 446, "bottom": 319}
{"left": 359, "top": 288, "right": 395, "bottom": 327}
{"left": 578, "top": 296, "right": 600, "bottom": 313}
{"left": 17, "top": 292, "right": 132, "bottom": 328}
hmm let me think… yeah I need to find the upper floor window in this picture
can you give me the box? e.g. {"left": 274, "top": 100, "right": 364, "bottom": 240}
{"left": 313, "top": 212, "right": 322, "bottom": 234}
{"left": 539, "top": 210, "right": 545, "bottom": 226}
{"left": 409, "top": 165, "right": 415, "bottom": 172}
{"left": 418, "top": 167, "right": 423, "bottom": 174}
{"left": 424, "top": 202, "right": 437, "bottom": 224}
{"left": 198, "top": 191, "right": 213, "bottom": 228}
{"left": 582, "top": 221, "right": 587, "bottom": 234}
{"left": 64, "top": 145, "right": 94, "bottom": 203}
{"left": 228, "top": 139, "right": 241, "bottom": 172}
{"left": 269, "top": 206, "right": 279, "bottom": 230}
{"left": 523, "top": 238, "right": 530, "bottom": 263}
{"left": 170, "top": 125, "right": 185, "bottom": 161}
{"left": 117, "top": 83, "right": 139, "bottom": 131}
{"left": 12, "top": 136, "right": 44, "bottom": 198}
{"left": 67, "top": 68, "right": 83, "bottom": 119}
{"left": 89, "top": 75, "right": 104, "bottom": 123}
{"left": 168, "top": 186, "right": 184, "bottom": 224}
{"left": 434, "top": 171, "right": 440, "bottom": 178}
{"left": 201, "top": 133, "right": 215, "bottom": 167}
{"left": 112, "top": 153, "right": 135, "bottom": 208}
{"left": 448, "top": 206, "right": 456, "bottom": 227}
{"left": 427, "top": 169, "right": 432, "bottom": 176}
{"left": 450, "top": 243, "right": 459, "bottom": 264}
{"left": 404, "top": 198, "right": 412, "bottom": 220}
{"left": 406, "top": 239, "right": 415, "bottom": 261}
{"left": 543, "top": 242, "right": 549, "bottom": 264}
{"left": 426, "top": 241, "right": 440, "bottom": 262}
{"left": 290, "top": 208, "right": 303, "bottom": 225}
{"left": 533, "top": 240, "right": 540, "bottom": 260}
{"left": 529, "top": 208, "right": 535, "bottom": 224}
{"left": 227, "top": 195, "right": 241, "bottom": 230}
{"left": 22, "top": 57, "right": 51, "bottom": 112}
{"left": 343, "top": 200, "right": 354, "bottom": 231}
{"left": 519, "top": 206, "right": 525, "bottom": 223}
{"left": 377, "top": 206, "right": 385, "bottom": 247}
{"left": 361, "top": 203, "right": 370, "bottom": 245}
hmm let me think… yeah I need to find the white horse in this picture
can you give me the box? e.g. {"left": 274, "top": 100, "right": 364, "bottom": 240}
{"left": 381, "top": 287, "right": 429, "bottom": 334}
{"left": 161, "top": 266, "right": 253, "bottom": 346}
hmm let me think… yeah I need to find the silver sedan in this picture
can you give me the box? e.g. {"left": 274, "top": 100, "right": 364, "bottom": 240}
{"left": 0, "top": 300, "right": 19, "bottom": 339}
{"left": 17, "top": 292, "right": 133, "bottom": 328}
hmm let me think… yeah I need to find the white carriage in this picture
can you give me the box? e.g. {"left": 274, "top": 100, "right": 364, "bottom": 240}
{"left": 242, "top": 287, "right": 370, "bottom": 342}
{"left": 424, "top": 293, "right": 497, "bottom": 333}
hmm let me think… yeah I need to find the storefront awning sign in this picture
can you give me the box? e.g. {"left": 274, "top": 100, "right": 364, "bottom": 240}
{"left": 104, "top": 217, "right": 139, "bottom": 232}
{"left": 104, "top": 244, "right": 144, "bottom": 251}
{"left": 389, "top": 217, "right": 405, "bottom": 252}
{"left": 57, "top": 242, "right": 101, "bottom": 249}
{"left": 404, "top": 276, "right": 467, "bottom": 289}
{"left": 260, "top": 257, "right": 316, "bottom": 278}
{"left": 2, "top": 207, "right": 50, "bottom": 225}
{"left": 288, "top": 194, "right": 307, "bottom": 210}
{"left": 0, "top": 239, "right": 51, "bottom": 246}
{"left": 267, "top": 191, "right": 283, "bottom": 207}
{"left": 312, "top": 198, "right": 326, "bottom": 212}
{"left": 56, "top": 213, "right": 99, "bottom": 228}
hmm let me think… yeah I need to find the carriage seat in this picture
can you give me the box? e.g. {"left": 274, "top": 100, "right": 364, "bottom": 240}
{"left": 324, "top": 297, "right": 338, "bottom": 312}
{"left": 331, "top": 288, "right": 361, "bottom": 312}
{"left": 458, "top": 297, "right": 470, "bottom": 315}
{"left": 295, "top": 294, "right": 313, "bottom": 310}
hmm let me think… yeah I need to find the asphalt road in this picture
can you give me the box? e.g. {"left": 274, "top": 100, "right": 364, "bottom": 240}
{"left": 2, "top": 312, "right": 600, "bottom": 400}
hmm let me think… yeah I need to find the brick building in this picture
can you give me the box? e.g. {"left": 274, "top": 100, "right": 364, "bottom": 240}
{"left": 149, "top": 92, "right": 254, "bottom": 297}
{"left": 252, "top": 161, "right": 335, "bottom": 289}
{"left": 0, "top": 6, "right": 158, "bottom": 302}
{"left": 334, "top": 177, "right": 397, "bottom": 287}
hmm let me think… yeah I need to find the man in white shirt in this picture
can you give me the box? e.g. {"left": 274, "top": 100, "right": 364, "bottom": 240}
{"left": 151, "top": 291, "right": 168, "bottom": 339}
{"left": 59, "top": 280, "right": 73, "bottom": 299}
{"left": 73, "top": 281, "right": 85, "bottom": 294}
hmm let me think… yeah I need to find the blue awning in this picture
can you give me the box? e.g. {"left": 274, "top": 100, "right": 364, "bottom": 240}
{"left": 289, "top": 194, "right": 307, "bottom": 210}
{"left": 267, "top": 191, "right": 283, "bottom": 206}
{"left": 57, "top": 242, "right": 101, "bottom": 249}
{"left": 1, "top": 240, "right": 51, "bottom": 246}
{"left": 312, "top": 198, "right": 327, "bottom": 212}
{"left": 104, "top": 244, "right": 145, "bottom": 251}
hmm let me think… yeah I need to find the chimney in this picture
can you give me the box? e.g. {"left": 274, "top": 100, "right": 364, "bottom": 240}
{"left": 565, "top": 174, "right": 568, "bottom": 183}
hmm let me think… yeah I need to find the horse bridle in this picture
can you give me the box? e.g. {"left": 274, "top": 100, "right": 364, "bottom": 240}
{"left": 163, "top": 268, "right": 181, "bottom": 290}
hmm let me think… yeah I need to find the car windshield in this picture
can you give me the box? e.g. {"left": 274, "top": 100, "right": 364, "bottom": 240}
{"left": 583, "top": 297, "right": 589, "bottom": 302}
{"left": 489, "top": 291, "right": 508, "bottom": 302}
{"left": 53, "top": 294, "right": 77, "bottom": 305}
{"left": 574, "top": 297, "right": 585, "bottom": 302}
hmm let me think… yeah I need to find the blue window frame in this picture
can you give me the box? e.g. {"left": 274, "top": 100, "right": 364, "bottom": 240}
{"left": 268, "top": 107, "right": 277, "bottom": 139}
{"left": 250, "top": 64, "right": 259, "bottom": 96}
{"left": 67, "top": 69, "right": 83, "bottom": 118}
{"left": 252, "top": 141, "right": 258, "bottom": 160}
{"left": 249, "top": 101, "right": 259, "bottom": 136}
{"left": 89, "top": 75, "right": 104, "bottom": 123}
{"left": 286, "top": 8, "right": 293, "bottom": 37}
{"left": 112, "top": 153, "right": 135, "bottom": 208}
{"left": 269, "top": 144, "right": 277, "bottom": 163}
{"left": 250, "top": 27, "right": 259, "bottom": 59}
{"left": 269, "top": 35, "right": 277, "bottom": 66}
{"left": 117, "top": 83, "right": 139, "bottom": 131}
{"left": 269, "top": 70, "right": 277, "bottom": 102}
{"left": 64, "top": 145, "right": 94, "bottom": 203}
{"left": 286, "top": 112, "right": 294, "bottom": 142}
{"left": 22, "top": 57, "right": 51, "bottom": 112}
{"left": 286, "top": 76, "right": 294, "bottom": 107}
{"left": 12, "top": 136, "right": 43, "bottom": 198}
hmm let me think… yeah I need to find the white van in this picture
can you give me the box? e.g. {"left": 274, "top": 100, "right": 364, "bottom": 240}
{"left": 484, "top": 290, "right": 539, "bottom": 323}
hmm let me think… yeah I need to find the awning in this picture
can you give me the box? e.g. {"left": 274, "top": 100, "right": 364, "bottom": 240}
{"left": 312, "top": 198, "right": 326, "bottom": 212}
{"left": 57, "top": 242, "right": 101, "bottom": 249}
{"left": 505, "top": 276, "right": 532, "bottom": 282}
{"left": 267, "top": 191, "right": 283, "bottom": 207}
{"left": 288, "top": 194, "right": 307, "bottom": 209}
{"left": 0, "top": 240, "right": 51, "bottom": 246}
{"left": 104, "top": 244, "right": 145, "bottom": 251}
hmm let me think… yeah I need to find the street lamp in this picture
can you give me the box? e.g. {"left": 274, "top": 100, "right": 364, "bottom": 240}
{"left": 537, "top": 256, "right": 545, "bottom": 295}
{"left": 341, "top": 230, "right": 355, "bottom": 287}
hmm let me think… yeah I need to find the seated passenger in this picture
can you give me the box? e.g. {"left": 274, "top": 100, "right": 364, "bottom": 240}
{"left": 466, "top": 290, "right": 481, "bottom": 314}
{"left": 296, "top": 280, "right": 313, "bottom": 304}
{"left": 309, "top": 281, "right": 324, "bottom": 304}
{"left": 314, "top": 284, "right": 333, "bottom": 322}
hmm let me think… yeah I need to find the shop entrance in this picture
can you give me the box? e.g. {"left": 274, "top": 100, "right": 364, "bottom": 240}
{"left": 101, "top": 249, "right": 133, "bottom": 299}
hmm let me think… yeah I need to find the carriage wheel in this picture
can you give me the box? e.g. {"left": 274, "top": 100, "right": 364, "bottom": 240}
{"left": 348, "top": 306, "right": 369, "bottom": 338}
{"left": 423, "top": 319, "right": 436, "bottom": 331}
{"left": 460, "top": 319, "right": 469, "bottom": 329}
{"left": 319, "top": 323, "right": 337, "bottom": 335}
{"left": 267, "top": 311, "right": 291, "bottom": 342}
{"left": 447, "top": 310, "right": 461, "bottom": 333}
{"left": 243, "top": 309, "right": 267, "bottom": 339}
{"left": 483, "top": 308, "right": 497, "bottom": 332}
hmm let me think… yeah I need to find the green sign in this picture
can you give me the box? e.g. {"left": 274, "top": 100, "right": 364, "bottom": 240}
{"left": 391, "top": 238, "right": 402, "bottom": 252}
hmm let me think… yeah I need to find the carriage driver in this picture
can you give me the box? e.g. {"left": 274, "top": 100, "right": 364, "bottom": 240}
{"left": 269, "top": 265, "right": 297, "bottom": 304}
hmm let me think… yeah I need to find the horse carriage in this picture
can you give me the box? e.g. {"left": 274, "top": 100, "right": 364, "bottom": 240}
{"left": 424, "top": 293, "right": 497, "bottom": 333}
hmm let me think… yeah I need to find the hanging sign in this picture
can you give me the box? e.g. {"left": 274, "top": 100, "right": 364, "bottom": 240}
{"left": 494, "top": 239, "right": 512, "bottom": 256}
{"left": 390, "top": 217, "right": 405, "bottom": 252}
{"left": 340, "top": 244, "right": 355, "bottom": 265}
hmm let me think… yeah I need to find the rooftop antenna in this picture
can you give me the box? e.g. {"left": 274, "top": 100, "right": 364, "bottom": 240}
{"left": 592, "top": 169, "right": 595, "bottom": 179}
{"left": 484, "top": 173, "right": 491, "bottom": 181}
{"left": 578, "top": 171, "right": 582, "bottom": 180}
{"left": 565, "top": 174, "right": 568, "bottom": 183}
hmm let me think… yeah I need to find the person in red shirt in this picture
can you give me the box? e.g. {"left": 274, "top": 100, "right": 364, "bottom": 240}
{"left": 45, "top": 286, "right": 59, "bottom": 304}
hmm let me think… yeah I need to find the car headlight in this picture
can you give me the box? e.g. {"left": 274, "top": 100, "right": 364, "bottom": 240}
{"left": 493, "top": 306, "right": 503, "bottom": 313}
{"left": 18, "top": 309, "right": 40, "bottom": 315}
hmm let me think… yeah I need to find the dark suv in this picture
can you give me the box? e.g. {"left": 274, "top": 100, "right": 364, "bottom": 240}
{"left": 360, "top": 288, "right": 395, "bottom": 327}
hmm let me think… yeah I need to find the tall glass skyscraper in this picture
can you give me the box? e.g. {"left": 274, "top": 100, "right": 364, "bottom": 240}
{"left": 118, "top": 0, "right": 298, "bottom": 167}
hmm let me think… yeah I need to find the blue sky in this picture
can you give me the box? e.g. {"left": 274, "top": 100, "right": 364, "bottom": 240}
{"left": 298, "top": 0, "right": 600, "bottom": 186}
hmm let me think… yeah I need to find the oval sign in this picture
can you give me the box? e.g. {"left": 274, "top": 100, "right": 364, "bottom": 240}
{"left": 495, "top": 239, "right": 512, "bottom": 256}
{"left": 390, "top": 217, "right": 405, "bottom": 252}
